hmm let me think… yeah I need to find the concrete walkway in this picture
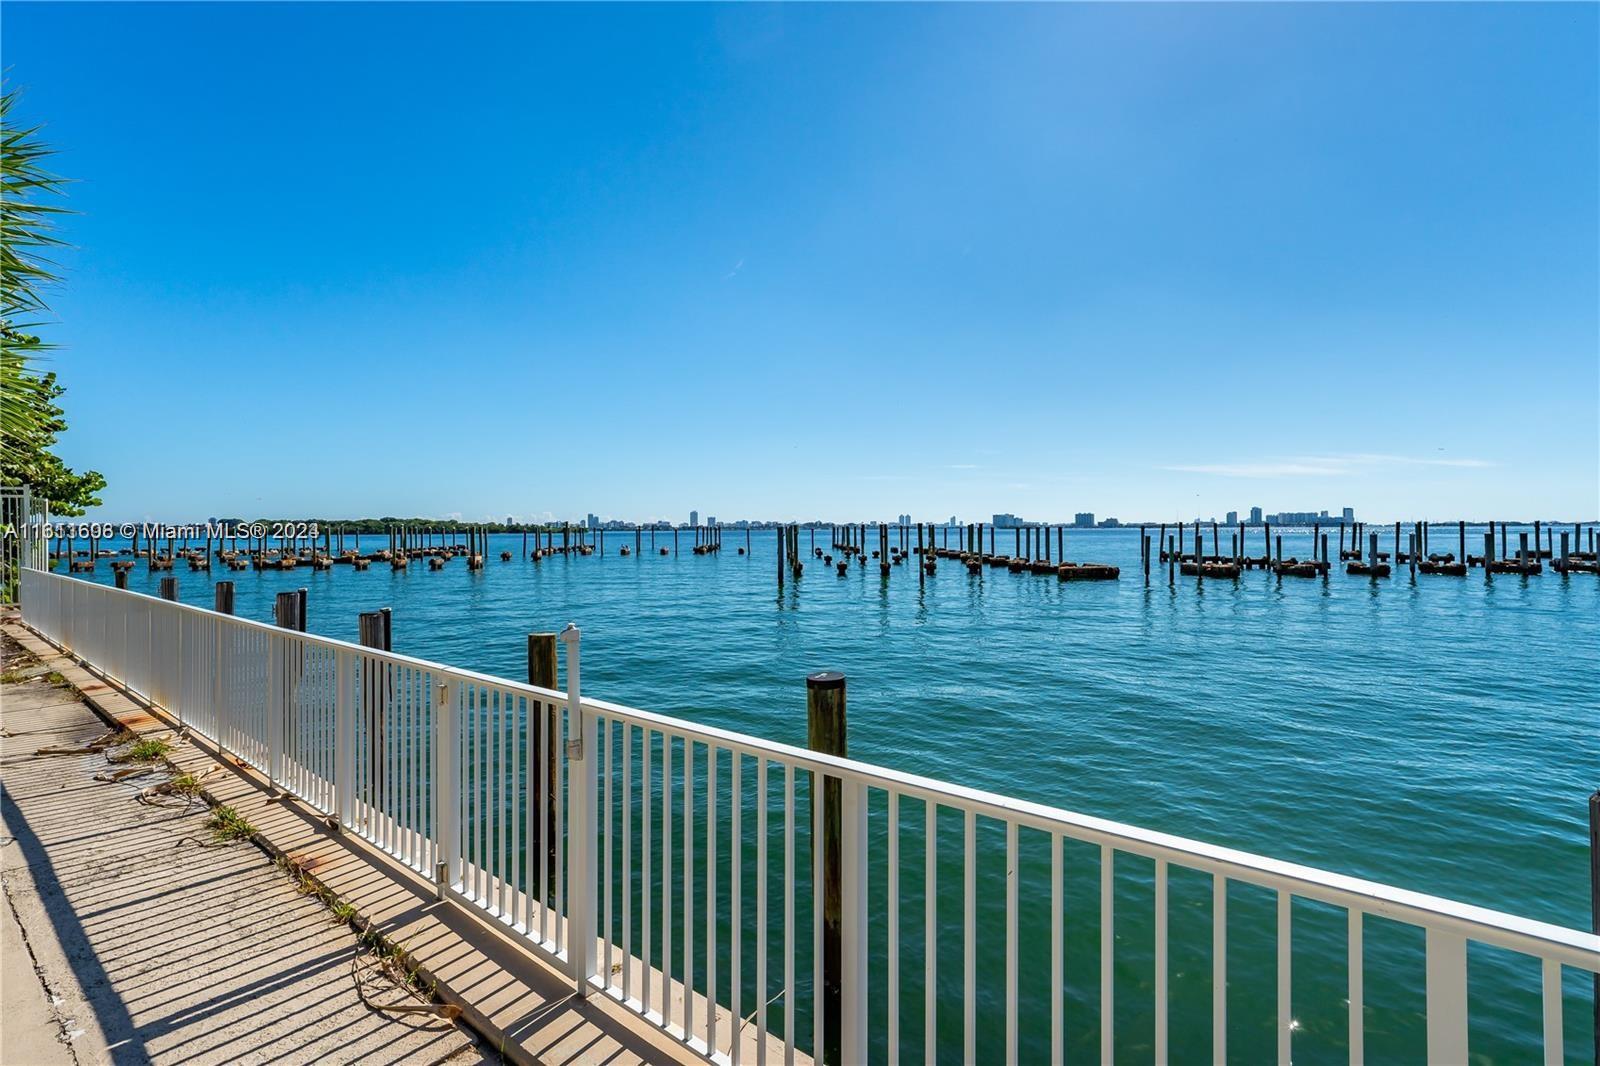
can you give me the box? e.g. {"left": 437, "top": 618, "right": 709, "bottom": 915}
{"left": 0, "top": 631, "right": 489, "bottom": 1065}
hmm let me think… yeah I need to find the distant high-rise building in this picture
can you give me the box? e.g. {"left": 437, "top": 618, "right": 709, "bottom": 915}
{"left": 505, "top": 515, "right": 514, "bottom": 528}
{"left": 707, "top": 516, "right": 717, "bottom": 526}
{"left": 993, "top": 513, "right": 1024, "bottom": 528}
{"left": 897, "top": 513, "right": 911, "bottom": 526}
{"left": 690, "top": 510, "right": 699, "bottom": 527}
{"left": 586, "top": 513, "right": 600, "bottom": 529}
{"left": 1342, "top": 507, "right": 1355, "bottom": 522}
{"left": 1225, "top": 511, "right": 1239, "bottom": 526}
{"left": 1097, "top": 517, "right": 1121, "bottom": 528}
{"left": 948, "top": 515, "right": 957, "bottom": 526}
{"left": 1073, "top": 512, "right": 1095, "bottom": 528}
{"left": 1249, "top": 506, "right": 1263, "bottom": 525}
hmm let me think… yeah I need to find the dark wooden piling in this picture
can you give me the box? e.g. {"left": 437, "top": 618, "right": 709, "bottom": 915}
{"left": 528, "top": 633, "right": 559, "bottom": 877}
{"left": 806, "top": 670, "right": 846, "bottom": 1066}
{"left": 274, "top": 588, "right": 307, "bottom": 631}
{"left": 159, "top": 576, "right": 178, "bottom": 601}
{"left": 214, "top": 581, "right": 235, "bottom": 615}
{"left": 358, "top": 609, "right": 392, "bottom": 798}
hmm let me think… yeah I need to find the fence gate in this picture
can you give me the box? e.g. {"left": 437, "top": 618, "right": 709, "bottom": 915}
{"left": 1, "top": 486, "right": 48, "bottom": 603}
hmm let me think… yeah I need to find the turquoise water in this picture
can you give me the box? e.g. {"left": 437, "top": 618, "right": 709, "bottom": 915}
{"left": 60, "top": 526, "right": 1598, "bottom": 1062}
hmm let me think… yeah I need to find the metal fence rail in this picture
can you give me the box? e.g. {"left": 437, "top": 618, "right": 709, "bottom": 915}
{"left": 18, "top": 567, "right": 1600, "bottom": 1065}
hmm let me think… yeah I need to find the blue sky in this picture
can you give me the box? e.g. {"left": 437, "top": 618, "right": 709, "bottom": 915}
{"left": 7, "top": 2, "right": 1596, "bottom": 523}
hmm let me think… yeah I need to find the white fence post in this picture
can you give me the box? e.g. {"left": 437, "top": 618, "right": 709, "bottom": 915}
{"left": 63, "top": 574, "right": 75, "bottom": 652}
{"left": 1426, "top": 928, "right": 1468, "bottom": 1062}
{"left": 435, "top": 676, "right": 460, "bottom": 890}
{"left": 266, "top": 632, "right": 281, "bottom": 793}
{"left": 841, "top": 776, "right": 869, "bottom": 1065}
{"left": 212, "top": 613, "right": 226, "bottom": 756}
{"left": 335, "top": 650, "right": 353, "bottom": 828}
{"left": 173, "top": 610, "right": 186, "bottom": 731}
{"left": 561, "top": 624, "right": 595, "bottom": 994}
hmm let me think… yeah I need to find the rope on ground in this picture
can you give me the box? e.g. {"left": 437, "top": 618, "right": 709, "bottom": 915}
{"left": 351, "top": 950, "right": 462, "bottom": 1020}
{"left": 740, "top": 986, "right": 787, "bottom": 1034}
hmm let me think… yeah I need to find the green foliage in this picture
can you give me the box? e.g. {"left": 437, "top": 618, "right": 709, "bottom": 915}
{"left": 0, "top": 85, "right": 105, "bottom": 516}
{"left": 206, "top": 805, "right": 256, "bottom": 842}
{"left": 114, "top": 737, "right": 171, "bottom": 762}
{"left": 1, "top": 365, "right": 105, "bottom": 514}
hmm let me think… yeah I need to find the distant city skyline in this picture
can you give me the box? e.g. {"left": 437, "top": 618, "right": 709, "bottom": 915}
{"left": 80, "top": 503, "right": 1590, "bottom": 530}
{"left": 7, "top": 3, "right": 1594, "bottom": 522}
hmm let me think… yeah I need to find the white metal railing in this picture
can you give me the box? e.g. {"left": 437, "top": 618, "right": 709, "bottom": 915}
{"left": 1, "top": 487, "right": 48, "bottom": 603}
{"left": 18, "top": 567, "right": 575, "bottom": 967}
{"left": 18, "top": 567, "right": 1600, "bottom": 1065}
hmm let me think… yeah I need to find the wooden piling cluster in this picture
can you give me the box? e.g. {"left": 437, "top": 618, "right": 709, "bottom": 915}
{"left": 1346, "top": 531, "right": 1392, "bottom": 576}
{"left": 910, "top": 521, "right": 1119, "bottom": 582}
{"left": 66, "top": 518, "right": 1598, "bottom": 607}
{"left": 777, "top": 524, "right": 803, "bottom": 588}
{"left": 691, "top": 525, "right": 723, "bottom": 555}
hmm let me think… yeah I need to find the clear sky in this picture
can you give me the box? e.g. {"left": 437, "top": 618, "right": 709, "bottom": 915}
{"left": 7, "top": 2, "right": 1596, "bottom": 524}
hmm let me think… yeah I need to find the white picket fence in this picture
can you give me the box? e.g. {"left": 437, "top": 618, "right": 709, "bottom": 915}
{"left": 18, "top": 566, "right": 1599, "bottom": 1065}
